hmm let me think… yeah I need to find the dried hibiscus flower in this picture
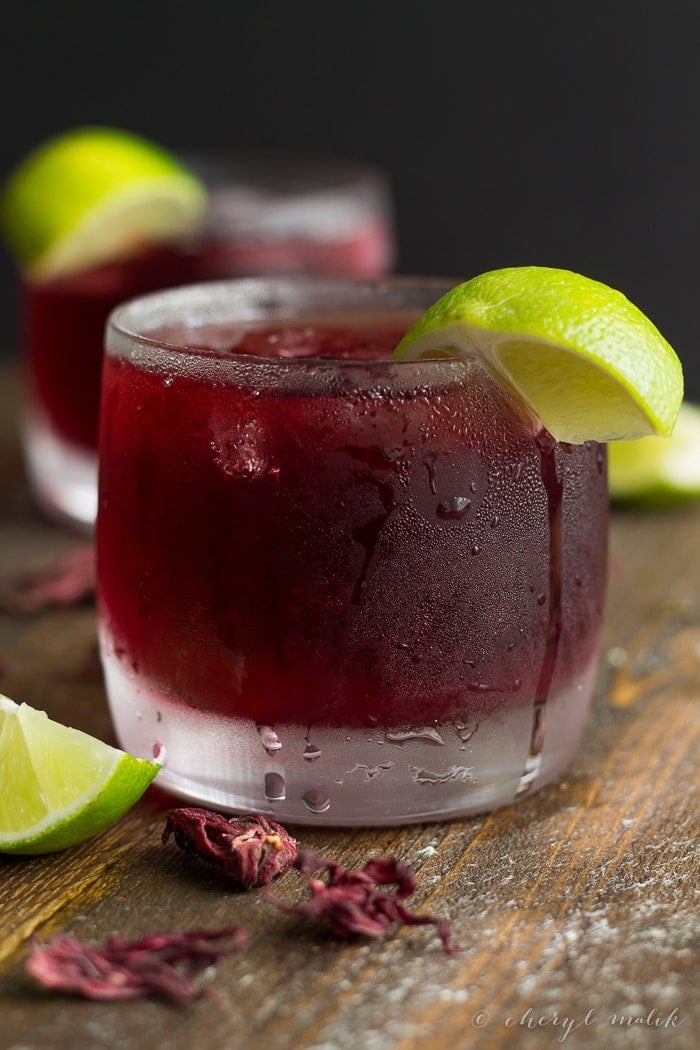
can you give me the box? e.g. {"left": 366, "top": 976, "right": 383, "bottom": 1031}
{"left": 269, "top": 849, "right": 459, "bottom": 953}
{"left": 3, "top": 545, "right": 95, "bottom": 612}
{"left": 26, "top": 927, "right": 246, "bottom": 1002}
{"left": 163, "top": 808, "right": 298, "bottom": 889}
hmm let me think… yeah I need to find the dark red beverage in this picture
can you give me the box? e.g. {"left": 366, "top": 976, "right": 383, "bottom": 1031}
{"left": 97, "top": 278, "right": 608, "bottom": 824}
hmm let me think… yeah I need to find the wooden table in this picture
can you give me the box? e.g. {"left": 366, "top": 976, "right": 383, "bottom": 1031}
{"left": 0, "top": 364, "right": 697, "bottom": 1050}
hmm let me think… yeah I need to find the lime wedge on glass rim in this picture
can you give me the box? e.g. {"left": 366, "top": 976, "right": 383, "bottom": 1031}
{"left": 0, "top": 126, "right": 207, "bottom": 281}
{"left": 393, "top": 267, "right": 683, "bottom": 445}
{"left": 0, "top": 694, "right": 159, "bottom": 854}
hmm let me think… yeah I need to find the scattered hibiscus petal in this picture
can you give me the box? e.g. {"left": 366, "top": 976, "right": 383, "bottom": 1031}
{"left": 268, "top": 850, "right": 459, "bottom": 953}
{"left": 3, "top": 545, "right": 95, "bottom": 612}
{"left": 163, "top": 808, "right": 298, "bottom": 889}
{"left": 26, "top": 927, "right": 246, "bottom": 1002}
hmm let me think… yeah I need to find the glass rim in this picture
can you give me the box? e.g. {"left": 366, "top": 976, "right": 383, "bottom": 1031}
{"left": 105, "top": 275, "right": 461, "bottom": 368}
{"left": 181, "top": 149, "right": 392, "bottom": 192}
{"left": 179, "top": 150, "right": 393, "bottom": 241}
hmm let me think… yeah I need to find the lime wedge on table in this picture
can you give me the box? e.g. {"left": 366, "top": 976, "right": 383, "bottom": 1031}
{"left": 394, "top": 267, "right": 683, "bottom": 444}
{"left": 0, "top": 127, "right": 207, "bottom": 281}
{"left": 608, "top": 401, "right": 700, "bottom": 504}
{"left": 0, "top": 694, "right": 159, "bottom": 854}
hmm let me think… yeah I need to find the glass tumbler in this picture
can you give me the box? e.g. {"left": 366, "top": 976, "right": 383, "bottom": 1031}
{"left": 97, "top": 277, "right": 608, "bottom": 826}
{"left": 20, "top": 155, "right": 394, "bottom": 530}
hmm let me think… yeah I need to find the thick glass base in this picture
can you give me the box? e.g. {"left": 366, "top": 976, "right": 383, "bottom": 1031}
{"left": 101, "top": 637, "right": 597, "bottom": 826}
{"left": 24, "top": 408, "right": 97, "bottom": 531}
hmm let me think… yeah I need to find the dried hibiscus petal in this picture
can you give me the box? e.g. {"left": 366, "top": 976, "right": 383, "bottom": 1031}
{"left": 269, "top": 849, "right": 459, "bottom": 953}
{"left": 26, "top": 927, "right": 246, "bottom": 1002}
{"left": 163, "top": 808, "right": 298, "bottom": 889}
{"left": 3, "top": 545, "right": 95, "bottom": 612}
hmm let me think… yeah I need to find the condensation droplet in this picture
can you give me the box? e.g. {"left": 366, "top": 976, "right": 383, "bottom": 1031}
{"left": 153, "top": 742, "right": 167, "bottom": 764}
{"left": 303, "top": 743, "right": 322, "bottom": 761}
{"left": 257, "top": 724, "right": 282, "bottom": 754}
{"left": 385, "top": 727, "right": 445, "bottom": 746}
{"left": 409, "top": 764, "right": 475, "bottom": 785}
{"left": 437, "top": 496, "right": 471, "bottom": 520}
{"left": 303, "top": 788, "right": 331, "bottom": 813}
{"left": 596, "top": 445, "right": 606, "bottom": 474}
{"left": 264, "top": 771, "right": 286, "bottom": 800}
{"left": 424, "top": 452, "right": 438, "bottom": 494}
{"left": 470, "top": 544, "right": 481, "bottom": 556}
{"left": 536, "top": 592, "right": 547, "bottom": 606}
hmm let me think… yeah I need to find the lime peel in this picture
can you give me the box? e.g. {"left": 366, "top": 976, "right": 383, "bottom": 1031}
{"left": 0, "top": 694, "right": 159, "bottom": 854}
{"left": 394, "top": 267, "right": 683, "bottom": 445}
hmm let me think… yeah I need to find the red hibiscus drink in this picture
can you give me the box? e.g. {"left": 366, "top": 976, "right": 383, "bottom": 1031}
{"left": 22, "top": 157, "right": 394, "bottom": 529}
{"left": 97, "top": 278, "right": 608, "bottom": 825}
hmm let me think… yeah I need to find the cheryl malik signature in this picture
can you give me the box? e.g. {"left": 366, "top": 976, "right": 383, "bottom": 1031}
{"left": 469, "top": 1006, "right": 685, "bottom": 1041}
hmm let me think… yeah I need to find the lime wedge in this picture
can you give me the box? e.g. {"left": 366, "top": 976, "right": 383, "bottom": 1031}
{"left": 608, "top": 401, "right": 700, "bottom": 504}
{"left": 0, "top": 694, "right": 159, "bottom": 854}
{"left": 394, "top": 267, "right": 683, "bottom": 444}
{"left": 0, "top": 126, "right": 207, "bottom": 281}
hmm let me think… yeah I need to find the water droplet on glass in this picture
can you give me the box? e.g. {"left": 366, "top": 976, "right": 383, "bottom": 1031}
{"left": 153, "top": 742, "right": 167, "bottom": 764}
{"left": 470, "top": 544, "right": 481, "bottom": 556}
{"left": 264, "top": 771, "right": 286, "bottom": 800}
{"left": 303, "top": 788, "right": 331, "bottom": 813}
{"left": 257, "top": 724, "right": 282, "bottom": 754}
{"left": 596, "top": 445, "right": 606, "bottom": 474}
{"left": 385, "top": 727, "right": 445, "bottom": 746}
{"left": 303, "top": 743, "right": 322, "bottom": 761}
{"left": 437, "top": 496, "right": 471, "bottom": 520}
{"left": 409, "top": 764, "right": 475, "bottom": 785}
{"left": 536, "top": 592, "right": 547, "bottom": 606}
{"left": 424, "top": 452, "right": 438, "bottom": 494}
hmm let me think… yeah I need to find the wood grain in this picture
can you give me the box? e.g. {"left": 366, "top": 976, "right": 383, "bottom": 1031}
{"left": 0, "top": 364, "right": 697, "bottom": 1050}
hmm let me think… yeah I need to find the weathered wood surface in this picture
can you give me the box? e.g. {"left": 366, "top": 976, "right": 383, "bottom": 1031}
{"left": 0, "top": 364, "right": 697, "bottom": 1050}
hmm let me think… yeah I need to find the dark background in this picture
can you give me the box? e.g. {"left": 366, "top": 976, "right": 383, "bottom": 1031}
{"left": 2, "top": 1, "right": 699, "bottom": 397}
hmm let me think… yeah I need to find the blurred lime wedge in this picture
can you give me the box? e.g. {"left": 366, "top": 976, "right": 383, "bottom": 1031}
{"left": 394, "top": 267, "right": 683, "bottom": 444}
{"left": 0, "top": 694, "right": 159, "bottom": 854}
{"left": 0, "top": 126, "right": 207, "bottom": 281}
{"left": 608, "top": 401, "right": 700, "bottom": 504}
